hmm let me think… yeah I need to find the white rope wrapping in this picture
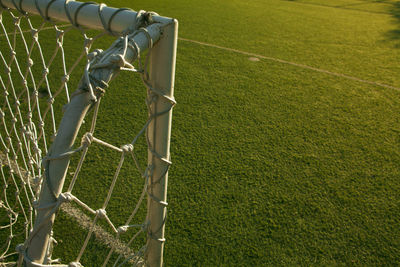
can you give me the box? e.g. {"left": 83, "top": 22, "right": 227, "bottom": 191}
{"left": 0, "top": 1, "right": 173, "bottom": 266}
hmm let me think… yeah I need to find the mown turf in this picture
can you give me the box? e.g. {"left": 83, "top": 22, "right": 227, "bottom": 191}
{"left": 1, "top": 0, "right": 400, "bottom": 266}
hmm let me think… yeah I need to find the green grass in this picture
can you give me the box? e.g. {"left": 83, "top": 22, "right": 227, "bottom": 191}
{"left": 1, "top": 0, "right": 400, "bottom": 266}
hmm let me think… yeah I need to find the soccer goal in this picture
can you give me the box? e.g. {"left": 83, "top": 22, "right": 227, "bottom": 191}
{"left": 0, "top": 0, "right": 177, "bottom": 266}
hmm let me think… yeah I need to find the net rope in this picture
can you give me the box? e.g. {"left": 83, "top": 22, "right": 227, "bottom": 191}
{"left": 0, "top": 1, "right": 174, "bottom": 266}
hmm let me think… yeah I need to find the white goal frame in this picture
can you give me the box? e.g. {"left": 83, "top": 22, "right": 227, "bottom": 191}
{"left": 0, "top": 0, "right": 177, "bottom": 266}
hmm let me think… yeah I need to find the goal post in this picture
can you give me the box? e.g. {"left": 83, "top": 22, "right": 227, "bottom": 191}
{"left": 145, "top": 18, "right": 178, "bottom": 267}
{"left": 0, "top": 0, "right": 177, "bottom": 266}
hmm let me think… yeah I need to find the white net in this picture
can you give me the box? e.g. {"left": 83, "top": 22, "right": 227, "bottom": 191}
{"left": 0, "top": 1, "right": 175, "bottom": 266}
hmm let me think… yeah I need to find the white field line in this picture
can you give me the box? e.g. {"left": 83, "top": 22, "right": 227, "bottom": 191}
{"left": 0, "top": 151, "right": 133, "bottom": 259}
{"left": 61, "top": 203, "right": 135, "bottom": 258}
{"left": 179, "top": 37, "right": 400, "bottom": 92}
{"left": 2, "top": 22, "right": 399, "bottom": 92}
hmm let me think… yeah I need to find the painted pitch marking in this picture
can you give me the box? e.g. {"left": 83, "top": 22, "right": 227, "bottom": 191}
{"left": 179, "top": 37, "right": 400, "bottom": 92}
{"left": 2, "top": 24, "right": 399, "bottom": 92}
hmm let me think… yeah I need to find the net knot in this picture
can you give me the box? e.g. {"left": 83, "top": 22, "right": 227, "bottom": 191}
{"left": 11, "top": 116, "right": 17, "bottom": 124}
{"left": 33, "top": 144, "right": 41, "bottom": 154}
{"left": 47, "top": 97, "right": 55, "bottom": 105}
{"left": 81, "top": 132, "right": 93, "bottom": 147}
{"left": 58, "top": 192, "right": 74, "bottom": 203}
{"left": 117, "top": 225, "right": 129, "bottom": 233}
{"left": 61, "top": 74, "right": 70, "bottom": 83}
{"left": 27, "top": 58, "right": 34, "bottom": 67}
{"left": 95, "top": 86, "right": 106, "bottom": 97}
{"left": 68, "top": 262, "right": 82, "bottom": 267}
{"left": 0, "top": 109, "right": 4, "bottom": 119}
{"left": 43, "top": 67, "right": 49, "bottom": 76}
{"left": 5, "top": 66, "right": 11, "bottom": 74}
{"left": 121, "top": 144, "right": 133, "bottom": 153}
{"left": 96, "top": 209, "right": 107, "bottom": 218}
{"left": 39, "top": 120, "right": 44, "bottom": 129}
{"left": 9, "top": 49, "right": 16, "bottom": 58}
{"left": 56, "top": 28, "right": 65, "bottom": 39}
{"left": 33, "top": 90, "right": 38, "bottom": 97}
{"left": 31, "top": 28, "right": 38, "bottom": 40}
{"left": 15, "top": 100, "right": 20, "bottom": 107}
{"left": 12, "top": 16, "right": 20, "bottom": 26}
{"left": 22, "top": 125, "right": 30, "bottom": 135}
{"left": 87, "top": 49, "right": 103, "bottom": 61}
{"left": 22, "top": 79, "right": 28, "bottom": 88}
{"left": 3, "top": 90, "right": 9, "bottom": 97}
{"left": 84, "top": 37, "right": 93, "bottom": 49}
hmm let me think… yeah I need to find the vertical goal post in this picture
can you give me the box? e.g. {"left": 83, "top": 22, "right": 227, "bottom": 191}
{"left": 0, "top": 0, "right": 177, "bottom": 266}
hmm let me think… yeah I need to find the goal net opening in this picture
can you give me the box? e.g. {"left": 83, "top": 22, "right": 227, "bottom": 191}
{"left": 0, "top": 0, "right": 177, "bottom": 266}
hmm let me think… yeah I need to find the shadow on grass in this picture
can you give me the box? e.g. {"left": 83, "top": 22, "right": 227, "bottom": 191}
{"left": 282, "top": 0, "right": 392, "bottom": 15}
{"left": 387, "top": 1, "right": 400, "bottom": 47}
{"left": 284, "top": 0, "right": 400, "bottom": 48}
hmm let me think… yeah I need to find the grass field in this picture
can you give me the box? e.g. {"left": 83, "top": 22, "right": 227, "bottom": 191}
{"left": 1, "top": 0, "right": 400, "bottom": 266}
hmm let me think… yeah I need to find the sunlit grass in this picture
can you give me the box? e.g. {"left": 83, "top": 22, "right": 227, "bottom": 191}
{"left": 1, "top": 0, "right": 400, "bottom": 266}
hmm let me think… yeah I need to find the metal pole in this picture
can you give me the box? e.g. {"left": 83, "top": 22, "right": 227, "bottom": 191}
{"left": 146, "top": 19, "right": 178, "bottom": 267}
{"left": 1, "top": 0, "right": 172, "bottom": 35}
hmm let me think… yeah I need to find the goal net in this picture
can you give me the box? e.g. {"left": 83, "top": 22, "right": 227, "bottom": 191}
{"left": 0, "top": 0, "right": 177, "bottom": 266}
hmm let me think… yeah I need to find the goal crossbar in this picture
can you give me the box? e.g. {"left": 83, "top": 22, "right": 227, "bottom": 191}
{"left": 0, "top": 0, "right": 173, "bottom": 34}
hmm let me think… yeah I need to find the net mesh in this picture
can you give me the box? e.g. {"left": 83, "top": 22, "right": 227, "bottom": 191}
{"left": 0, "top": 2, "right": 174, "bottom": 266}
